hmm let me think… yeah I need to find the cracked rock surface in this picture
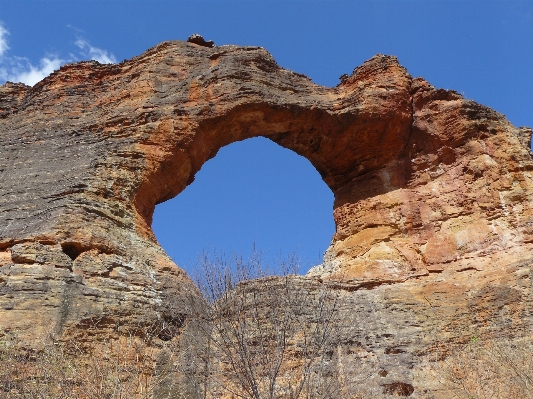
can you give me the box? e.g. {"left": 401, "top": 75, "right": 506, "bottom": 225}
{"left": 1, "top": 40, "right": 533, "bottom": 396}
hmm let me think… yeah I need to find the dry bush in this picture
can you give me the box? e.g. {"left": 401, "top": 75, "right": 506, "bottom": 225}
{"left": 177, "top": 250, "right": 343, "bottom": 399}
{"left": 432, "top": 335, "right": 533, "bottom": 399}
{"left": 0, "top": 326, "right": 181, "bottom": 399}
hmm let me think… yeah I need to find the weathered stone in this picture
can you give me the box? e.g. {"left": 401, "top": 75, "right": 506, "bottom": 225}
{"left": 187, "top": 33, "right": 215, "bottom": 48}
{"left": 10, "top": 242, "right": 73, "bottom": 267}
{"left": 1, "top": 40, "right": 532, "bottom": 397}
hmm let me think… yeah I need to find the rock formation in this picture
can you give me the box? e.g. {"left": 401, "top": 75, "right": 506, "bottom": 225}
{"left": 1, "top": 38, "right": 532, "bottom": 397}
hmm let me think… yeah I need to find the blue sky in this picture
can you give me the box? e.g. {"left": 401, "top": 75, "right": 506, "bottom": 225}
{"left": 1, "top": 1, "right": 532, "bottom": 273}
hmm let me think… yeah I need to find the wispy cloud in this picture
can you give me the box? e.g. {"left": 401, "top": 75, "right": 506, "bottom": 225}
{"left": 0, "top": 56, "right": 64, "bottom": 86}
{"left": 0, "top": 23, "right": 9, "bottom": 56}
{"left": 75, "top": 39, "right": 117, "bottom": 64}
{"left": 0, "top": 21, "right": 116, "bottom": 86}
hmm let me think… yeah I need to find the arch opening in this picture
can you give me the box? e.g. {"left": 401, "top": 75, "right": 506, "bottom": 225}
{"left": 152, "top": 137, "right": 334, "bottom": 274}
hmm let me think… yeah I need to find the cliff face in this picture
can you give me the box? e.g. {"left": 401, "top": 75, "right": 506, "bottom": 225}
{"left": 1, "top": 40, "right": 533, "bottom": 396}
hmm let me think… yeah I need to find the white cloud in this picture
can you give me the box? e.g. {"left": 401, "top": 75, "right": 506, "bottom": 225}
{"left": 6, "top": 57, "right": 63, "bottom": 86}
{"left": 75, "top": 39, "right": 117, "bottom": 64}
{"left": 0, "top": 23, "right": 9, "bottom": 57}
{"left": 0, "top": 21, "right": 116, "bottom": 86}
{"left": 0, "top": 22, "right": 62, "bottom": 86}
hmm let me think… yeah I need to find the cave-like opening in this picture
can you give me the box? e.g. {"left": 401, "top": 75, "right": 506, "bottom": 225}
{"left": 152, "top": 137, "right": 334, "bottom": 274}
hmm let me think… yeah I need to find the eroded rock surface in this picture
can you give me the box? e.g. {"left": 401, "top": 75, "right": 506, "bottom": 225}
{"left": 1, "top": 40, "right": 532, "bottom": 397}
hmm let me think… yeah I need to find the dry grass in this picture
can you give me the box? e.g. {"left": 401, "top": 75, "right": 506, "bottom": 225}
{"left": 0, "top": 330, "right": 180, "bottom": 399}
{"left": 434, "top": 335, "right": 533, "bottom": 399}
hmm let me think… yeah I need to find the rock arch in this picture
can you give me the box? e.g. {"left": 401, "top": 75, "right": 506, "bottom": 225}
{"left": 128, "top": 46, "right": 412, "bottom": 247}
{"left": 1, "top": 39, "right": 533, "bottom": 394}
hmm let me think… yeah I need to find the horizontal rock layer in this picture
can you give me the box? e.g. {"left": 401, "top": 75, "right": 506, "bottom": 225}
{"left": 1, "top": 40, "right": 532, "bottom": 396}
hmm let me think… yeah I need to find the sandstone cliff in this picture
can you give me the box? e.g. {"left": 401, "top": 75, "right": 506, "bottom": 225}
{"left": 1, "top": 39, "right": 532, "bottom": 397}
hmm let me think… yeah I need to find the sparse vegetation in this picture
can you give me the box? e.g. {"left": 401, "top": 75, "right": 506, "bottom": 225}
{"left": 3, "top": 251, "right": 533, "bottom": 399}
{"left": 0, "top": 329, "right": 179, "bottom": 399}
{"left": 177, "top": 250, "right": 342, "bottom": 399}
{"left": 432, "top": 335, "right": 533, "bottom": 399}
{"left": 0, "top": 251, "right": 342, "bottom": 399}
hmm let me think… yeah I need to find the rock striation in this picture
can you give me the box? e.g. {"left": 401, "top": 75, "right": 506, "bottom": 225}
{"left": 1, "top": 39, "right": 533, "bottom": 396}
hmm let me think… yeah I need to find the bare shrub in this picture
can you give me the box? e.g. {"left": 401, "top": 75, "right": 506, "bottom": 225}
{"left": 178, "top": 250, "right": 343, "bottom": 399}
{"left": 0, "top": 325, "right": 180, "bottom": 399}
{"left": 434, "top": 335, "right": 533, "bottom": 399}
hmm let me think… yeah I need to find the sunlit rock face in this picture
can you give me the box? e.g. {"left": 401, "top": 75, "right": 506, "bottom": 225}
{"left": 1, "top": 40, "right": 532, "bottom": 396}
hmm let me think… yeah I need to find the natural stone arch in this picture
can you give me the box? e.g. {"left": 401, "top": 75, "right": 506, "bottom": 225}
{"left": 125, "top": 44, "right": 412, "bottom": 248}
{"left": 1, "top": 39, "right": 532, "bottom": 287}
{"left": 2, "top": 39, "right": 533, "bottom": 396}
